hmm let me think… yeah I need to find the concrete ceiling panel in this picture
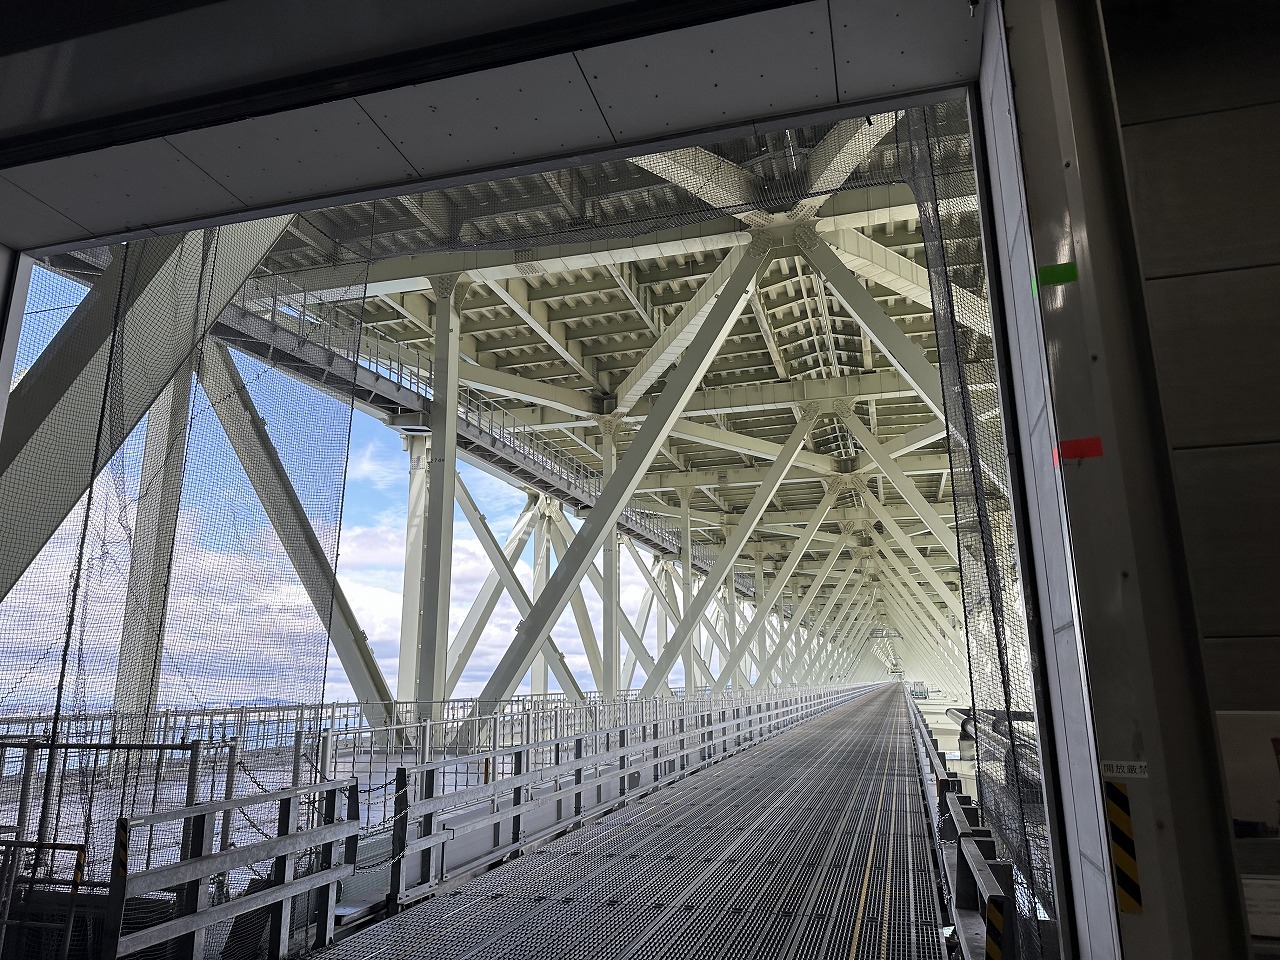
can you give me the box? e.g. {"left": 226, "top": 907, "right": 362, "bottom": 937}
{"left": 828, "top": 0, "right": 982, "bottom": 101}
{"left": 356, "top": 55, "right": 615, "bottom": 178}
{"left": 575, "top": 3, "right": 836, "bottom": 141}
{"left": 166, "top": 100, "right": 418, "bottom": 207}
{"left": 0, "top": 175, "right": 87, "bottom": 249}
{"left": 2, "top": 138, "right": 243, "bottom": 238}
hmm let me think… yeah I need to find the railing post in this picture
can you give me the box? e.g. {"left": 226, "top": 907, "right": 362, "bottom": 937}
{"left": 177, "top": 808, "right": 213, "bottom": 960}
{"left": 419, "top": 763, "right": 437, "bottom": 888}
{"left": 678, "top": 717, "right": 687, "bottom": 772}
{"left": 573, "top": 735, "right": 584, "bottom": 819}
{"left": 267, "top": 793, "right": 299, "bottom": 960}
{"left": 312, "top": 785, "right": 340, "bottom": 950}
{"left": 221, "top": 737, "right": 239, "bottom": 852}
{"left": 651, "top": 717, "right": 660, "bottom": 784}
{"left": 102, "top": 818, "right": 130, "bottom": 959}
{"left": 511, "top": 750, "right": 524, "bottom": 846}
{"left": 388, "top": 767, "right": 409, "bottom": 913}
{"left": 618, "top": 726, "right": 628, "bottom": 801}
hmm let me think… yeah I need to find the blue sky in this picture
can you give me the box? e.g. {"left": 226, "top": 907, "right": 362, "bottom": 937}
{"left": 3, "top": 264, "right": 669, "bottom": 710}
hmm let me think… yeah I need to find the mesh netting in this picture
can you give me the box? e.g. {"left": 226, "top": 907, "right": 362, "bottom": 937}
{"left": 0, "top": 210, "right": 374, "bottom": 957}
{"left": 1, "top": 96, "right": 1049, "bottom": 956}
{"left": 893, "top": 102, "right": 1058, "bottom": 954}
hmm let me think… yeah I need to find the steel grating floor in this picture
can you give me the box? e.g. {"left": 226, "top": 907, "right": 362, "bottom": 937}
{"left": 322, "top": 687, "right": 944, "bottom": 960}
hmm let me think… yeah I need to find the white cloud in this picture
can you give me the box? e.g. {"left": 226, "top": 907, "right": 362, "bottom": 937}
{"left": 346, "top": 440, "right": 402, "bottom": 491}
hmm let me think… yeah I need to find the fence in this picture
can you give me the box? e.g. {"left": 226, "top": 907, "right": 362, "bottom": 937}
{"left": 103, "top": 778, "right": 359, "bottom": 959}
{"left": 910, "top": 696, "right": 1033, "bottom": 960}
{"left": 384, "top": 686, "right": 871, "bottom": 910}
{"left": 0, "top": 684, "right": 869, "bottom": 958}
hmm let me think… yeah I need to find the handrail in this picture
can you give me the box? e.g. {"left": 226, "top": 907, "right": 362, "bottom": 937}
{"left": 385, "top": 686, "right": 875, "bottom": 910}
{"left": 128, "top": 776, "right": 357, "bottom": 828}
{"left": 104, "top": 779, "right": 360, "bottom": 959}
{"left": 907, "top": 695, "right": 1016, "bottom": 960}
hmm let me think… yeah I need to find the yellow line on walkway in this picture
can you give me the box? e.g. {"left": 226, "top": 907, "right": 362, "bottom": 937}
{"left": 848, "top": 705, "right": 899, "bottom": 959}
{"left": 879, "top": 711, "right": 900, "bottom": 960}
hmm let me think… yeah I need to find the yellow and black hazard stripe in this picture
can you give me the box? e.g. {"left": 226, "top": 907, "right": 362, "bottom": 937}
{"left": 1105, "top": 779, "right": 1142, "bottom": 914}
{"left": 984, "top": 895, "right": 1007, "bottom": 960}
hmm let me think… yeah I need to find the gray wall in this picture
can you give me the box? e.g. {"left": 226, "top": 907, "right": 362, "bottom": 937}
{"left": 1103, "top": 3, "right": 1280, "bottom": 714}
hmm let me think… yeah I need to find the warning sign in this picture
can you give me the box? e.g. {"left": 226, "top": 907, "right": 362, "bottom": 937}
{"left": 1100, "top": 760, "right": 1148, "bottom": 779}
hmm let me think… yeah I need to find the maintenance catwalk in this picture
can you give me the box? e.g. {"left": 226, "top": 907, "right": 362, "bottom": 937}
{"left": 325, "top": 687, "right": 944, "bottom": 960}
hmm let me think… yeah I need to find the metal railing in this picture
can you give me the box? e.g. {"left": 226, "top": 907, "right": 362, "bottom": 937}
{"left": 103, "top": 778, "right": 359, "bottom": 959}
{"left": 0, "top": 685, "right": 871, "bottom": 957}
{"left": 383, "top": 685, "right": 873, "bottom": 910}
{"left": 909, "top": 697, "right": 1019, "bottom": 960}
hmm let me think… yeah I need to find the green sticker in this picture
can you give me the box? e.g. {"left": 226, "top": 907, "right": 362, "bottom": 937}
{"left": 1037, "top": 261, "right": 1079, "bottom": 287}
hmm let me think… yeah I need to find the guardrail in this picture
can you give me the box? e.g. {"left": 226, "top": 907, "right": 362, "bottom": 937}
{"left": 908, "top": 698, "right": 1017, "bottom": 960}
{"left": 103, "top": 778, "right": 359, "bottom": 959}
{"left": 0, "top": 686, "right": 867, "bottom": 956}
{"left": 384, "top": 686, "right": 872, "bottom": 910}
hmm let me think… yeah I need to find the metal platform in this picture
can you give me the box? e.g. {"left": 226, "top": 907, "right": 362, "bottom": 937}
{"left": 324, "top": 686, "right": 944, "bottom": 960}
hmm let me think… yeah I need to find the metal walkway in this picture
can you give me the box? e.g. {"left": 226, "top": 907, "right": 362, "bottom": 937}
{"left": 324, "top": 687, "right": 944, "bottom": 960}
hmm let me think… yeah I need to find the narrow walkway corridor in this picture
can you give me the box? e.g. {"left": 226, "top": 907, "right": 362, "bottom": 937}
{"left": 327, "top": 686, "right": 944, "bottom": 960}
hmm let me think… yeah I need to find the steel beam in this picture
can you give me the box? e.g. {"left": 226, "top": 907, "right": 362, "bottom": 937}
{"left": 678, "top": 487, "right": 697, "bottom": 691}
{"left": 630, "top": 148, "right": 771, "bottom": 228}
{"left": 599, "top": 419, "right": 620, "bottom": 697}
{"left": 476, "top": 238, "right": 772, "bottom": 707}
{"left": 863, "top": 490, "right": 964, "bottom": 619}
{"left": 0, "top": 217, "right": 291, "bottom": 601}
{"left": 552, "top": 519, "right": 670, "bottom": 692}
{"left": 798, "top": 226, "right": 945, "bottom": 421}
{"left": 199, "top": 342, "right": 394, "bottom": 724}
{"left": 614, "top": 242, "right": 760, "bottom": 413}
{"left": 399, "top": 434, "right": 430, "bottom": 701}
{"left": 791, "top": 114, "right": 898, "bottom": 220}
{"left": 866, "top": 523, "right": 962, "bottom": 642}
{"left": 446, "top": 495, "right": 538, "bottom": 696}
{"left": 640, "top": 412, "right": 814, "bottom": 696}
{"left": 0, "top": 250, "right": 33, "bottom": 437}
{"left": 745, "top": 534, "right": 851, "bottom": 690}
{"left": 715, "top": 484, "right": 841, "bottom": 692}
{"left": 531, "top": 512, "right": 550, "bottom": 696}
{"left": 665, "top": 418, "right": 837, "bottom": 475}
{"left": 476, "top": 273, "right": 597, "bottom": 386}
{"left": 113, "top": 364, "right": 194, "bottom": 738}
{"left": 416, "top": 274, "right": 466, "bottom": 705}
{"left": 839, "top": 409, "right": 959, "bottom": 562}
{"left": 455, "top": 484, "right": 585, "bottom": 700}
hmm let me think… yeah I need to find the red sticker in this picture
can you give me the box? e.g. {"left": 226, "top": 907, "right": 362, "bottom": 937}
{"left": 1053, "top": 436, "right": 1103, "bottom": 465}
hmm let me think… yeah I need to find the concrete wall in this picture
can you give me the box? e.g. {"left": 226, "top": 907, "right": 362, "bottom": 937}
{"left": 1102, "top": 1, "right": 1280, "bottom": 949}
{"left": 1104, "top": 3, "right": 1280, "bottom": 711}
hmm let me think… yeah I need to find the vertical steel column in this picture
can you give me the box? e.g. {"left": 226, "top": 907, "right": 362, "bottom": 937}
{"left": 600, "top": 419, "right": 620, "bottom": 698}
{"left": 531, "top": 505, "right": 549, "bottom": 697}
{"left": 477, "top": 239, "right": 772, "bottom": 708}
{"left": 752, "top": 546, "right": 768, "bottom": 686}
{"left": 113, "top": 366, "right": 193, "bottom": 738}
{"left": 416, "top": 273, "right": 466, "bottom": 707}
{"left": 724, "top": 580, "right": 746, "bottom": 691}
{"left": 678, "top": 486, "right": 696, "bottom": 693}
{"left": 399, "top": 434, "right": 430, "bottom": 702}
